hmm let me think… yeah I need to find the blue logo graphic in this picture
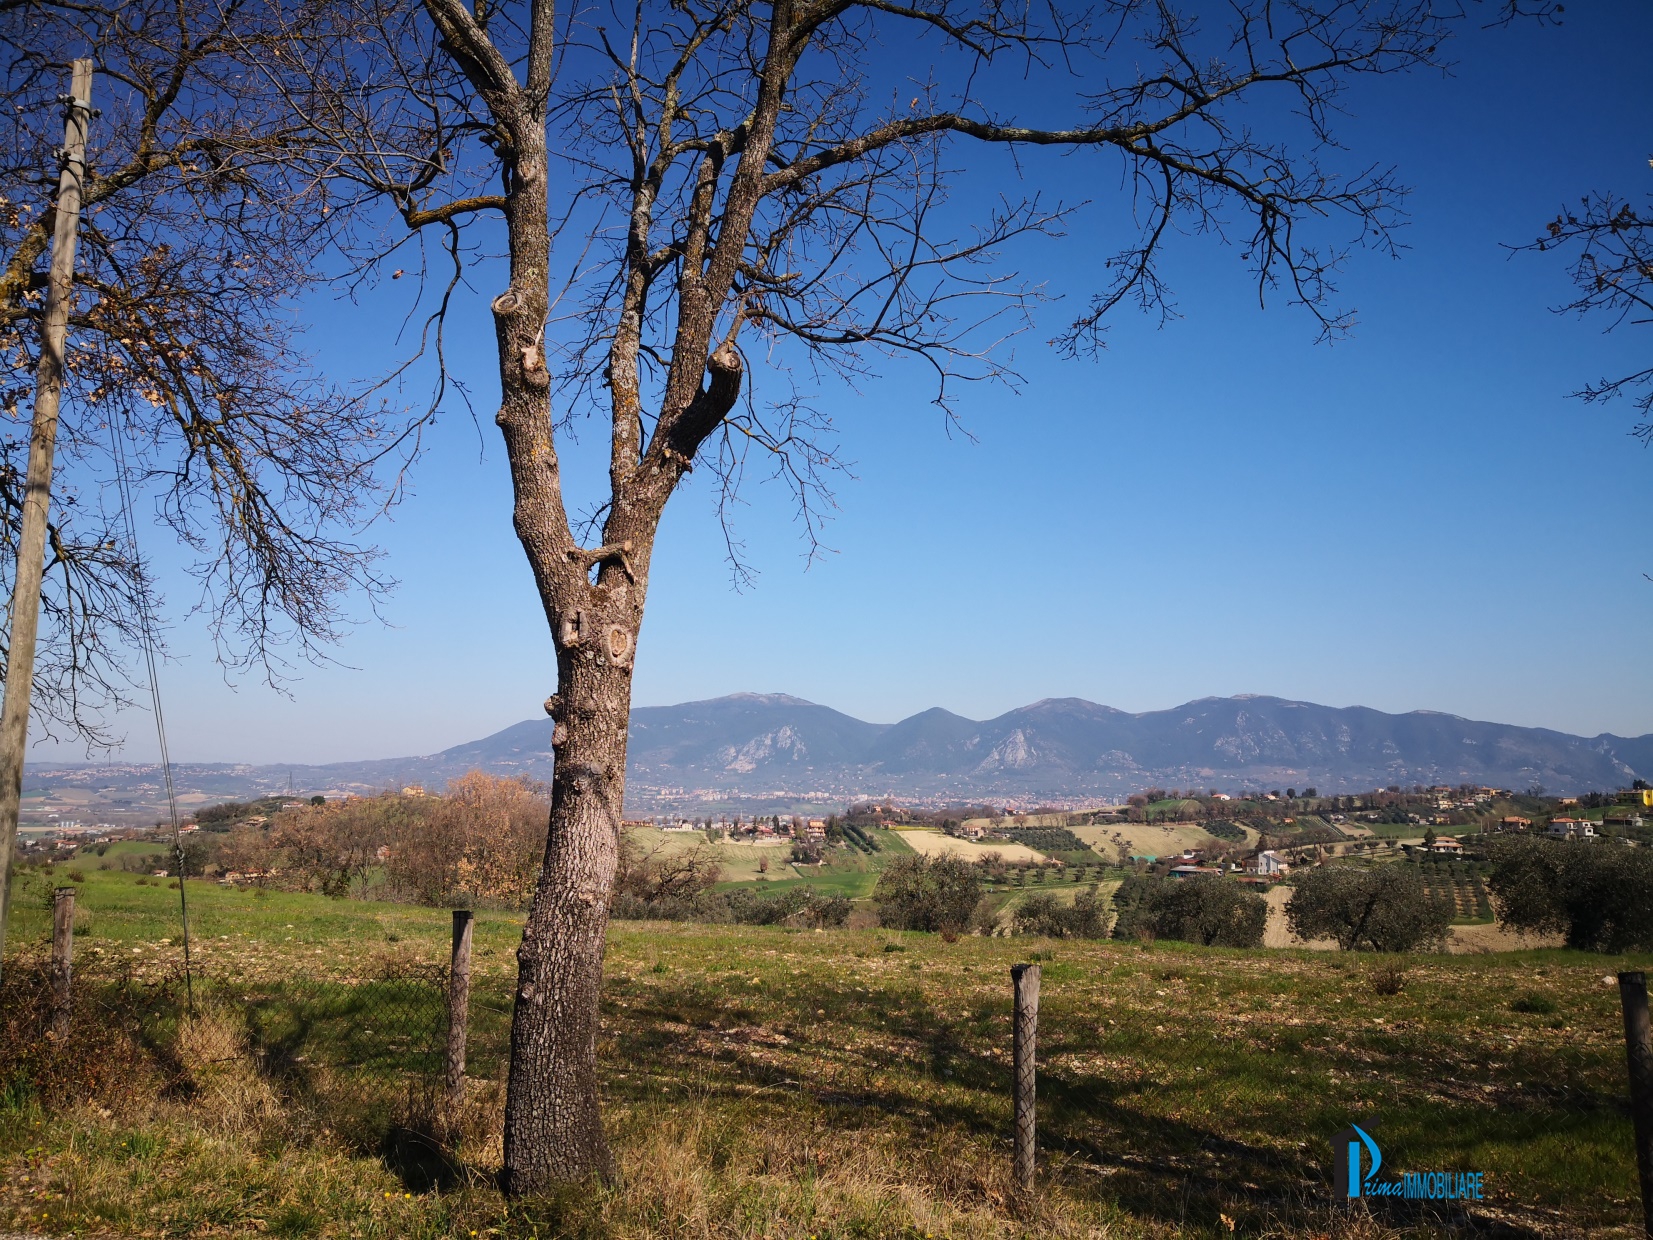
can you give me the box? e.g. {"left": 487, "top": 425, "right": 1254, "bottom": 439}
{"left": 1331, "top": 1120, "right": 1485, "bottom": 1201}
{"left": 1332, "top": 1122, "right": 1382, "bottom": 1198}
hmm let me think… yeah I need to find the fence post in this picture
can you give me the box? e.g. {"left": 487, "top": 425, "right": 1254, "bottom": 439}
{"left": 1012, "top": 962, "right": 1041, "bottom": 1189}
{"left": 50, "top": 886, "right": 74, "bottom": 1036}
{"left": 446, "top": 909, "right": 474, "bottom": 1122}
{"left": 1620, "top": 971, "right": 1653, "bottom": 1238}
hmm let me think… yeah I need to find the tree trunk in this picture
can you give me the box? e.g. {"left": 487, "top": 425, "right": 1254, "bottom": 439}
{"left": 501, "top": 650, "right": 633, "bottom": 1192}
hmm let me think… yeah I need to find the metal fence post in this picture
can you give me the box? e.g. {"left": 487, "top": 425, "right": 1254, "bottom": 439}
{"left": 1012, "top": 962, "right": 1041, "bottom": 1189}
{"left": 446, "top": 909, "right": 474, "bottom": 1123}
{"left": 51, "top": 886, "right": 74, "bottom": 1036}
{"left": 1620, "top": 971, "right": 1653, "bottom": 1238}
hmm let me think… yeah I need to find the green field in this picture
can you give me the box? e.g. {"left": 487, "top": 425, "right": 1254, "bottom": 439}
{"left": 4, "top": 861, "right": 1649, "bottom": 1239}
{"left": 632, "top": 825, "right": 912, "bottom": 896}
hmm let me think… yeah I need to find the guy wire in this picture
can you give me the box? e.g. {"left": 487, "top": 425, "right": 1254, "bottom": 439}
{"left": 105, "top": 413, "right": 193, "bottom": 1012}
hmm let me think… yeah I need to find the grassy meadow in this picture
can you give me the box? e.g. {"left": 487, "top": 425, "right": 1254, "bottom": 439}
{"left": 3, "top": 859, "right": 1650, "bottom": 1239}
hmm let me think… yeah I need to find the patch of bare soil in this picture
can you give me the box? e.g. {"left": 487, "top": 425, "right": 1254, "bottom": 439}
{"left": 1447, "top": 921, "right": 1565, "bottom": 953}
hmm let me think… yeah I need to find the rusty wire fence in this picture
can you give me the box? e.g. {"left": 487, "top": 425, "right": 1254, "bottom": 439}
{"left": 4, "top": 919, "right": 1650, "bottom": 1235}
{"left": 1, "top": 951, "right": 452, "bottom": 1148}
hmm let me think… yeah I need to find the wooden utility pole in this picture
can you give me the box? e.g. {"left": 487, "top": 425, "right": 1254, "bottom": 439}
{"left": 50, "top": 886, "right": 75, "bottom": 1035}
{"left": 1011, "top": 962, "right": 1041, "bottom": 1189}
{"left": 0, "top": 60, "right": 94, "bottom": 976}
{"left": 1621, "top": 971, "right": 1653, "bottom": 1238}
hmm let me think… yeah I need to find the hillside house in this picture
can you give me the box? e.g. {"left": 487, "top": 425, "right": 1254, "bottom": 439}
{"left": 1545, "top": 817, "right": 1596, "bottom": 840}
{"left": 1603, "top": 810, "right": 1645, "bottom": 829}
{"left": 1428, "top": 837, "right": 1464, "bottom": 854}
{"left": 1248, "top": 850, "right": 1290, "bottom": 877}
{"left": 1498, "top": 816, "right": 1532, "bottom": 832}
{"left": 1169, "top": 864, "right": 1221, "bottom": 880}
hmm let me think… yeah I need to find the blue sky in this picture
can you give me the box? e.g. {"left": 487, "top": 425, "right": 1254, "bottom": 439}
{"left": 30, "top": 2, "right": 1653, "bottom": 765}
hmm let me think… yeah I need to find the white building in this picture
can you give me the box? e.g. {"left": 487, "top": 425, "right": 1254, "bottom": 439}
{"left": 1250, "top": 850, "right": 1289, "bottom": 876}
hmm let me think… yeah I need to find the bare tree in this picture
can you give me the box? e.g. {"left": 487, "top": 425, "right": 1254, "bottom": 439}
{"left": 250, "top": 0, "right": 1517, "bottom": 1193}
{"left": 0, "top": 0, "right": 415, "bottom": 750}
{"left": 1518, "top": 184, "right": 1653, "bottom": 437}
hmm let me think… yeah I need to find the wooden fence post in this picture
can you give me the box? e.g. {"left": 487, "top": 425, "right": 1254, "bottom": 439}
{"left": 1012, "top": 962, "right": 1041, "bottom": 1189}
{"left": 51, "top": 886, "right": 74, "bottom": 1036}
{"left": 446, "top": 909, "right": 474, "bottom": 1123}
{"left": 1620, "top": 971, "right": 1653, "bottom": 1238}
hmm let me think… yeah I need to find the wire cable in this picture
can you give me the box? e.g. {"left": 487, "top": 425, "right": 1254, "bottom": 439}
{"left": 105, "top": 414, "right": 193, "bottom": 1011}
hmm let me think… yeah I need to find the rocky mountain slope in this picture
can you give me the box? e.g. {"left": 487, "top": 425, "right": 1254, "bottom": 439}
{"left": 29, "top": 693, "right": 1651, "bottom": 816}
{"left": 386, "top": 692, "right": 1652, "bottom": 805}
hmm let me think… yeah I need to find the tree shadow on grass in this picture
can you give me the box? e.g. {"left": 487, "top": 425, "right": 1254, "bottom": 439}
{"left": 590, "top": 970, "right": 1609, "bottom": 1236}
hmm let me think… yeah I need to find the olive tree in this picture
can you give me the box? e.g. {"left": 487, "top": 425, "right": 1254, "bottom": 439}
{"left": 1486, "top": 834, "right": 1653, "bottom": 953}
{"left": 873, "top": 853, "right": 981, "bottom": 933}
{"left": 1286, "top": 863, "right": 1450, "bottom": 951}
{"left": 1012, "top": 887, "right": 1108, "bottom": 939}
{"left": 1111, "top": 874, "right": 1266, "bottom": 947}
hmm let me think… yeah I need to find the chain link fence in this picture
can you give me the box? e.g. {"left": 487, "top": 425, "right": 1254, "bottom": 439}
{"left": 1, "top": 949, "right": 451, "bottom": 1148}
{"left": 4, "top": 913, "right": 1649, "bottom": 1234}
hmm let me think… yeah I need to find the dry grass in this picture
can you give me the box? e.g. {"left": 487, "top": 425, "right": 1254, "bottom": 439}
{"left": 5, "top": 886, "right": 1652, "bottom": 1238}
{"left": 0, "top": 1091, "right": 1428, "bottom": 1240}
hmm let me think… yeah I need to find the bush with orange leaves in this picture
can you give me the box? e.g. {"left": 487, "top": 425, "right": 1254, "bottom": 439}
{"left": 381, "top": 771, "right": 547, "bottom": 909}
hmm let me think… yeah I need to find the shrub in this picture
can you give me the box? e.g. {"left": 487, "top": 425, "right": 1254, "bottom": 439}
{"left": 970, "top": 896, "right": 1002, "bottom": 937}
{"left": 723, "top": 886, "right": 851, "bottom": 928}
{"left": 1012, "top": 888, "right": 1109, "bottom": 939}
{"left": 1286, "top": 864, "right": 1450, "bottom": 952}
{"left": 872, "top": 855, "right": 982, "bottom": 935}
{"left": 611, "top": 837, "right": 724, "bottom": 919}
{"left": 1485, "top": 835, "right": 1653, "bottom": 953}
{"left": 610, "top": 850, "right": 848, "bottom": 927}
{"left": 1367, "top": 959, "right": 1408, "bottom": 996}
{"left": 0, "top": 957, "right": 147, "bottom": 1109}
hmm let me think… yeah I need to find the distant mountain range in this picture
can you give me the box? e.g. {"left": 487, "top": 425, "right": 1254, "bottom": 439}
{"left": 575, "top": 692, "right": 1653, "bottom": 807}
{"left": 30, "top": 693, "right": 1652, "bottom": 819}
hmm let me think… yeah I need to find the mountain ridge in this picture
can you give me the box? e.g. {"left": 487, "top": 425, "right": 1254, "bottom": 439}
{"left": 420, "top": 692, "right": 1653, "bottom": 806}
{"left": 27, "top": 694, "right": 1652, "bottom": 815}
